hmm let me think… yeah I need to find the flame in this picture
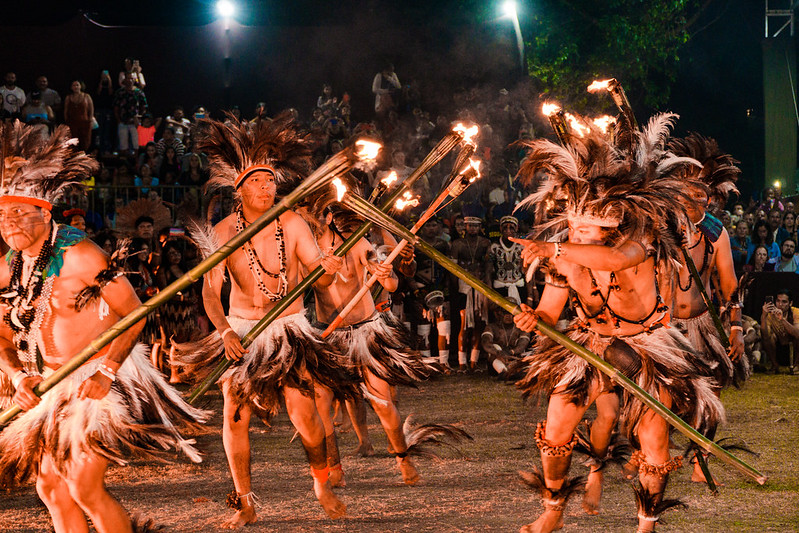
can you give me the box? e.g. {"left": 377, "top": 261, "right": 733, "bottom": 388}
{"left": 453, "top": 123, "right": 479, "bottom": 145}
{"left": 541, "top": 103, "right": 561, "bottom": 117}
{"left": 592, "top": 115, "right": 616, "bottom": 134}
{"left": 381, "top": 171, "right": 398, "bottom": 188}
{"left": 332, "top": 177, "right": 347, "bottom": 202}
{"left": 564, "top": 113, "right": 590, "bottom": 138}
{"left": 460, "top": 158, "right": 482, "bottom": 182}
{"left": 395, "top": 191, "right": 420, "bottom": 211}
{"left": 354, "top": 140, "right": 381, "bottom": 160}
{"left": 587, "top": 79, "right": 614, "bottom": 92}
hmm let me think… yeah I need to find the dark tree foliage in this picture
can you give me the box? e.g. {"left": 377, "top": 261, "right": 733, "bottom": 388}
{"left": 525, "top": 0, "right": 709, "bottom": 110}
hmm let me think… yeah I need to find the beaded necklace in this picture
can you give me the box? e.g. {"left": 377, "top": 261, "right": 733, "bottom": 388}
{"left": 0, "top": 222, "right": 58, "bottom": 373}
{"left": 235, "top": 209, "right": 288, "bottom": 302}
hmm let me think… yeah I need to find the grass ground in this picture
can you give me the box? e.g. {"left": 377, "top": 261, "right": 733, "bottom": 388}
{"left": 0, "top": 371, "right": 797, "bottom": 532}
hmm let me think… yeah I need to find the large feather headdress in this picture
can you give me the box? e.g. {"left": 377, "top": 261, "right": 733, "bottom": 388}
{"left": 515, "top": 113, "right": 699, "bottom": 263}
{"left": 295, "top": 173, "right": 365, "bottom": 237}
{"left": 667, "top": 133, "right": 740, "bottom": 208}
{"left": 194, "top": 111, "right": 312, "bottom": 199}
{"left": 0, "top": 121, "right": 97, "bottom": 210}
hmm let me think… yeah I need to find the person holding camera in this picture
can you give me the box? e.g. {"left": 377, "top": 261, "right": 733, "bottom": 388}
{"left": 761, "top": 290, "right": 799, "bottom": 374}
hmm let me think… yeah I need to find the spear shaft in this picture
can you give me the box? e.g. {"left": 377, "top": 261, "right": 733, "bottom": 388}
{"left": 339, "top": 192, "right": 767, "bottom": 485}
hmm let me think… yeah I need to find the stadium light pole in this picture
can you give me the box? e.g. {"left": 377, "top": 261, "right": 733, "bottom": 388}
{"left": 502, "top": 1, "right": 526, "bottom": 74}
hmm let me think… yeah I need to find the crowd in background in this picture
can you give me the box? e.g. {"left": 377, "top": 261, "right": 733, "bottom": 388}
{"left": 2, "top": 58, "right": 797, "bottom": 378}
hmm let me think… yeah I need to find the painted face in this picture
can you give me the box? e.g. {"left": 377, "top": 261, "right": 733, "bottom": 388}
{"left": 239, "top": 170, "right": 277, "bottom": 211}
{"left": 684, "top": 185, "right": 709, "bottom": 224}
{"left": 568, "top": 221, "right": 606, "bottom": 245}
{"left": 0, "top": 202, "right": 51, "bottom": 252}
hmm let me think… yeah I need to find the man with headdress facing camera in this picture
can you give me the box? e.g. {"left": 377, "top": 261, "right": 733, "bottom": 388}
{"left": 173, "top": 113, "right": 349, "bottom": 528}
{"left": 0, "top": 122, "right": 208, "bottom": 533}
{"left": 510, "top": 114, "right": 724, "bottom": 532}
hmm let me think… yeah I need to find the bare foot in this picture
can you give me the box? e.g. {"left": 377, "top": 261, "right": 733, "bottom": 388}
{"left": 691, "top": 461, "right": 723, "bottom": 486}
{"left": 397, "top": 456, "right": 421, "bottom": 485}
{"left": 313, "top": 479, "right": 346, "bottom": 519}
{"left": 519, "top": 509, "right": 564, "bottom": 533}
{"left": 356, "top": 442, "right": 375, "bottom": 457}
{"left": 329, "top": 465, "right": 346, "bottom": 488}
{"left": 221, "top": 507, "right": 257, "bottom": 529}
{"left": 582, "top": 469, "right": 602, "bottom": 515}
{"left": 622, "top": 459, "right": 638, "bottom": 480}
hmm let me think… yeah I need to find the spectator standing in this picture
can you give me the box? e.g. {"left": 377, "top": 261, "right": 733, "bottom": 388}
{"left": 118, "top": 58, "right": 146, "bottom": 89}
{"left": 165, "top": 106, "right": 191, "bottom": 142}
{"left": 64, "top": 80, "right": 94, "bottom": 151}
{"left": 21, "top": 91, "right": 53, "bottom": 139}
{"left": 769, "top": 238, "right": 799, "bottom": 273}
{"left": 0, "top": 72, "right": 25, "bottom": 119}
{"left": 95, "top": 70, "right": 116, "bottom": 154}
{"left": 114, "top": 75, "right": 147, "bottom": 155}
{"left": 761, "top": 289, "right": 799, "bottom": 373}
{"left": 137, "top": 113, "right": 157, "bottom": 149}
{"left": 28, "top": 75, "right": 61, "bottom": 117}
{"left": 372, "top": 63, "right": 401, "bottom": 120}
{"left": 316, "top": 84, "right": 337, "bottom": 116}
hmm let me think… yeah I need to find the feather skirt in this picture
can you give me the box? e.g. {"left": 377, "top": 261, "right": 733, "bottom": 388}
{"left": 516, "top": 325, "right": 725, "bottom": 442}
{"left": 172, "top": 313, "right": 357, "bottom": 417}
{"left": 0, "top": 345, "right": 210, "bottom": 488}
{"left": 673, "top": 311, "right": 750, "bottom": 389}
{"left": 317, "top": 312, "right": 438, "bottom": 388}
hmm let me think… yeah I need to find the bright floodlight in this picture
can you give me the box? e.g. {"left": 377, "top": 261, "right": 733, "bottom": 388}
{"left": 217, "top": 0, "right": 235, "bottom": 18}
{"left": 503, "top": 1, "right": 517, "bottom": 19}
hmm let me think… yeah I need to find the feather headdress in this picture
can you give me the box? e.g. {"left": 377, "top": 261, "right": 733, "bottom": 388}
{"left": 194, "top": 111, "right": 312, "bottom": 199}
{"left": 295, "top": 173, "right": 365, "bottom": 237}
{"left": 0, "top": 121, "right": 97, "bottom": 210}
{"left": 115, "top": 197, "right": 172, "bottom": 237}
{"left": 667, "top": 133, "right": 740, "bottom": 208}
{"left": 515, "top": 113, "right": 699, "bottom": 264}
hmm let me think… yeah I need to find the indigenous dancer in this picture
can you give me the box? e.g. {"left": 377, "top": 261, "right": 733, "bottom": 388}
{"left": 511, "top": 115, "right": 724, "bottom": 533}
{"left": 173, "top": 114, "right": 349, "bottom": 528}
{"left": 0, "top": 122, "right": 208, "bottom": 533}
{"left": 667, "top": 134, "right": 749, "bottom": 483}
{"left": 301, "top": 187, "right": 436, "bottom": 487}
{"left": 450, "top": 216, "right": 491, "bottom": 371}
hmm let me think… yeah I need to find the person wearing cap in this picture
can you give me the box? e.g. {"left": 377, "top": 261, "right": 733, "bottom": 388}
{"left": 171, "top": 114, "right": 349, "bottom": 527}
{"left": 0, "top": 122, "right": 209, "bottom": 533}
{"left": 450, "top": 215, "right": 491, "bottom": 371}
{"left": 488, "top": 215, "right": 526, "bottom": 306}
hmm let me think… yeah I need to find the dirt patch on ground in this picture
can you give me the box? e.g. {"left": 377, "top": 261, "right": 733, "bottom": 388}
{"left": 1, "top": 372, "right": 797, "bottom": 532}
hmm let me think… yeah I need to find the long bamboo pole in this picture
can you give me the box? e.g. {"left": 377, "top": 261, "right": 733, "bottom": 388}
{"left": 186, "top": 129, "right": 467, "bottom": 403}
{"left": 338, "top": 191, "right": 768, "bottom": 485}
{"left": 0, "top": 143, "right": 376, "bottom": 427}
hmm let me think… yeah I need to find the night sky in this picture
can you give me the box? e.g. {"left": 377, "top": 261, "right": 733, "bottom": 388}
{"left": 0, "top": 1, "right": 784, "bottom": 197}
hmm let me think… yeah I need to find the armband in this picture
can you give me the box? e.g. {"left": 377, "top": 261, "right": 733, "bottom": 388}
{"left": 98, "top": 364, "right": 117, "bottom": 382}
{"left": 220, "top": 327, "right": 235, "bottom": 339}
{"left": 554, "top": 242, "right": 562, "bottom": 258}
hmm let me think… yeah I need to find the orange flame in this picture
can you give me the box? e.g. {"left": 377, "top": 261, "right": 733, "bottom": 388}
{"left": 381, "top": 171, "right": 398, "bottom": 188}
{"left": 592, "top": 115, "right": 616, "bottom": 134}
{"left": 587, "top": 79, "right": 614, "bottom": 93}
{"left": 564, "top": 113, "right": 590, "bottom": 138}
{"left": 332, "top": 177, "right": 347, "bottom": 202}
{"left": 354, "top": 140, "right": 381, "bottom": 160}
{"left": 541, "top": 103, "right": 561, "bottom": 117}
{"left": 395, "top": 191, "right": 420, "bottom": 211}
{"left": 453, "top": 123, "right": 479, "bottom": 145}
{"left": 460, "top": 158, "right": 482, "bottom": 182}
